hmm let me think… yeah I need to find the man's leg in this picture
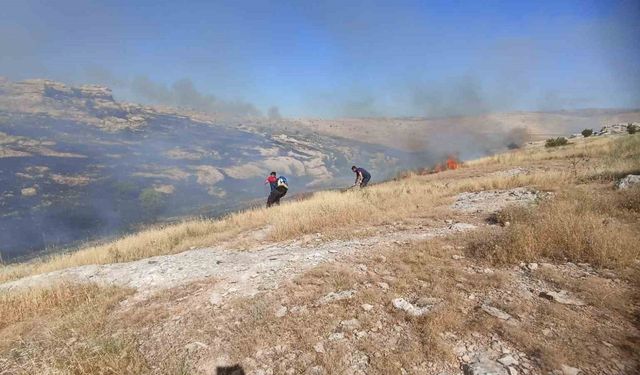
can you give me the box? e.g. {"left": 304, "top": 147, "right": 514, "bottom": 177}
{"left": 275, "top": 189, "right": 287, "bottom": 205}
{"left": 360, "top": 176, "right": 370, "bottom": 187}
{"left": 267, "top": 190, "right": 277, "bottom": 208}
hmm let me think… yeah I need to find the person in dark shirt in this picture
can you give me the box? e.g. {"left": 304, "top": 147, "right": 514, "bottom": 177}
{"left": 351, "top": 166, "right": 371, "bottom": 188}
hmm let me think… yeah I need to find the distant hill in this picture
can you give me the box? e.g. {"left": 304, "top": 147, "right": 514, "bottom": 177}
{"left": 1, "top": 78, "right": 638, "bottom": 261}
{"left": 282, "top": 109, "right": 640, "bottom": 155}
{"left": 0, "top": 78, "right": 431, "bottom": 261}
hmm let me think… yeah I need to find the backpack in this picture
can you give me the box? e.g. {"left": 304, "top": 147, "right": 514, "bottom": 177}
{"left": 277, "top": 176, "right": 288, "bottom": 190}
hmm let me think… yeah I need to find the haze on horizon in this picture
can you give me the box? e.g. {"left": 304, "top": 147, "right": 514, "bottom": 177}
{"left": 1, "top": 0, "right": 638, "bottom": 119}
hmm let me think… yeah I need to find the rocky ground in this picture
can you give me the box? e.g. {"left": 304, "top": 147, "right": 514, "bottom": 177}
{"left": 5, "top": 182, "right": 635, "bottom": 375}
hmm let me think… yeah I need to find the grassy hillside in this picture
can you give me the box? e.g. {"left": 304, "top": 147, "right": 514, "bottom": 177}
{"left": 2, "top": 134, "right": 638, "bottom": 280}
{"left": 1, "top": 78, "right": 427, "bottom": 261}
{"left": 1, "top": 133, "right": 638, "bottom": 374}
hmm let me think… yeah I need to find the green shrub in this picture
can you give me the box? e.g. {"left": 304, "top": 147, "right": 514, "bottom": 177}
{"left": 628, "top": 123, "right": 638, "bottom": 134}
{"left": 139, "top": 188, "right": 165, "bottom": 216}
{"left": 545, "top": 137, "right": 568, "bottom": 148}
{"left": 581, "top": 129, "right": 593, "bottom": 137}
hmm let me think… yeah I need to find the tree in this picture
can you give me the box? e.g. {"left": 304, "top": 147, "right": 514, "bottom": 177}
{"left": 628, "top": 123, "right": 638, "bottom": 134}
{"left": 581, "top": 129, "right": 593, "bottom": 137}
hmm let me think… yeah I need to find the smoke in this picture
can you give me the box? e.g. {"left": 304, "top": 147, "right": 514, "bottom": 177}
{"left": 267, "top": 106, "right": 282, "bottom": 120}
{"left": 536, "top": 91, "right": 595, "bottom": 112}
{"left": 83, "top": 64, "right": 126, "bottom": 88}
{"left": 131, "top": 76, "right": 261, "bottom": 117}
{"left": 595, "top": 0, "right": 640, "bottom": 103}
{"left": 502, "top": 127, "right": 532, "bottom": 149}
{"left": 341, "top": 95, "right": 380, "bottom": 117}
{"left": 410, "top": 76, "right": 488, "bottom": 118}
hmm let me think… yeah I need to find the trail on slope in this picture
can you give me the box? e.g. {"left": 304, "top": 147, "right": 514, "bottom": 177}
{"left": 0, "top": 224, "right": 475, "bottom": 302}
{"left": 0, "top": 185, "right": 543, "bottom": 308}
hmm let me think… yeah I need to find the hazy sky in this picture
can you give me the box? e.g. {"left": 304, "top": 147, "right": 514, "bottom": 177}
{"left": 1, "top": 0, "right": 638, "bottom": 117}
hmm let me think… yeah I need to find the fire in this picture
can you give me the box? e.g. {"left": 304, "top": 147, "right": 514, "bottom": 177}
{"left": 446, "top": 156, "right": 459, "bottom": 170}
{"left": 429, "top": 155, "right": 460, "bottom": 174}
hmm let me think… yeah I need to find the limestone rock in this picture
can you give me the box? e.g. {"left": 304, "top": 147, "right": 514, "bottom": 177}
{"left": 361, "top": 303, "right": 374, "bottom": 311}
{"left": 449, "top": 223, "right": 477, "bottom": 232}
{"left": 497, "top": 354, "right": 518, "bottom": 366}
{"left": 481, "top": 304, "right": 512, "bottom": 320}
{"left": 340, "top": 318, "right": 361, "bottom": 331}
{"left": 539, "top": 290, "right": 585, "bottom": 306}
{"left": 453, "top": 188, "right": 542, "bottom": 214}
{"left": 275, "top": 305, "right": 288, "bottom": 318}
{"left": 392, "top": 298, "right": 432, "bottom": 317}
{"left": 615, "top": 174, "right": 640, "bottom": 190}
{"left": 184, "top": 341, "right": 209, "bottom": 352}
{"left": 463, "top": 356, "right": 507, "bottom": 375}
{"left": 560, "top": 364, "right": 582, "bottom": 375}
{"left": 317, "top": 290, "right": 356, "bottom": 305}
{"left": 313, "top": 342, "right": 325, "bottom": 353}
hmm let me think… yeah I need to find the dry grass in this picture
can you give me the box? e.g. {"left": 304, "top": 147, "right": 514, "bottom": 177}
{"left": 184, "top": 241, "right": 471, "bottom": 374}
{"left": 466, "top": 134, "right": 636, "bottom": 167}
{"left": 0, "top": 283, "right": 150, "bottom": 374}
{"left": 0, "top": 283, "right": 116, "bottom": 330}
{"left": 1, "top": 132, "right": 638, "bottom": 374}
{"left": 467, "top": 187, "right": 640, "bottom": 269}
{"left": 2, "top": 134, "right": 638, "bottom": 285}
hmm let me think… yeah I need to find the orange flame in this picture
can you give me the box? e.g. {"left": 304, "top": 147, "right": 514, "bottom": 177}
{"left": 446, "top": 156, "right": 459, "bottom": 170}
{"left": 430, "top": 155, "right": 460, "bottom": 173}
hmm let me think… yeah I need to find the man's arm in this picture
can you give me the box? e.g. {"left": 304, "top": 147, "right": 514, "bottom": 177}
{"left": 354, "top": 171, "right": 363, "bottom": 186}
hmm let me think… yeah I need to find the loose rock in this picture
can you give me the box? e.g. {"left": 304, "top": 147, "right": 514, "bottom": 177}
{"left": 392, "top": 298, "right": 432, "bottom": 317}
{"left": 449, "top": 223, "right": 477, "bottom": 232}
{"left": 615, "top": 174, "right": 640, "bottom": 190}
{"left": 184, "top": 341, "right": 209, "bottom": 352}
{"left": 313, "top": 342, "right": 325, "bottom": 353}
{"left": 481, "top": 304, "right": 512, "bottom": 320}
{"left": 361, "top": 303, "right": 374, "bottom": 312}
{"left": 539, "top": 290, "right": 585, "bottom": 306}
{"left": 497, "top": 354, "right": 518, "bottom": 366}
{"left": 317, "top": 290, "right": 355, "bottom": 305}
{"left": 463, "top": 356, "right": 508, "bottom": 375}
{"left": 275, "top": 305, "right": 288, "bottom": 318}
{"left": 340, "top": 318, "right": 361, "bottom": 331}
{"left": 560, "top": 364, "right": 582, "bottom": 375}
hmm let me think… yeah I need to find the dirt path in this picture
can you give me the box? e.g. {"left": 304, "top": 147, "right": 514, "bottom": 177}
{"left": 0, "top": 186, "right": 545, "bottom": 305}
{"left": 0, "top": 222, "right": 477, "bottom": 301}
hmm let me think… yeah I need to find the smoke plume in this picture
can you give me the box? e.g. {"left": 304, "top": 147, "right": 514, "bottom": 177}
{"left": 131, "top": 76, "right": 261, "bottom": 117}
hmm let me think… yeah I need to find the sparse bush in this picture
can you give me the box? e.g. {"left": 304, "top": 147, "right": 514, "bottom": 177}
{"left": 139, "top": 188, "right": 165, "bottom": 215}
{"left": 545, "top": 137, "right": 568, "bottom": 148}
{"left": 628, "top": 123, "right": 638, "bottom": 134}
{"left": 581, "top": 129, "right": 593, "bottom": 137}
{"left": 466, "top": 191, "right": 640, "bottom": 269}
{"left": 112, "top": 180, "right": 138, "bottom": 199}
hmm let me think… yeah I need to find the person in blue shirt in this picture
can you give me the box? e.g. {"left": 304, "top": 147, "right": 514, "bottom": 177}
{"left": 351, "top": 166, "right": 371, "bottom": 188}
